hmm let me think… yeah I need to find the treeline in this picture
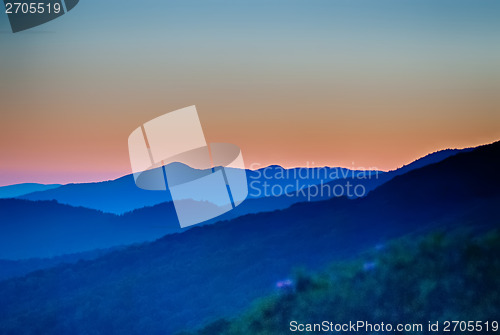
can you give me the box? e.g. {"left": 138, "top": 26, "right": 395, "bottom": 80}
{"left": 185, "top": 227, "right": 500, "bottom": 335}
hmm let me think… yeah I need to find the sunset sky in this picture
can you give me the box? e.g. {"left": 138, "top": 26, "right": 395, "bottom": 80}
{"left": 1, "top": 0, "right": 499, "bottom": 186}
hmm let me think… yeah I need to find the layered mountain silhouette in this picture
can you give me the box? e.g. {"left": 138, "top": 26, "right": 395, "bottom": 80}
{"left": 0, "top": 183, "right": 60, "bottom": 199}
{"left": 16, "top": 166, "right": 379, "bottom": 214}
{"left": 0, "top": 146, "right": 472, "bottom": 260}
{"left": 0, "top": 141, "right": 497, "bottom": 334}
{"left": 12, "top": 147, "right": 467, "bottom": 214}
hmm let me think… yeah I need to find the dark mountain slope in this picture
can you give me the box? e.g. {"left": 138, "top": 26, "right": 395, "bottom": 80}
{"left": 0, "top": 141, "right": 497, "bottom": 334}
{"left": 366, "top": 140, "right": 499, "bottom": 209}
{"left": 0, "top": 247, "right": 122, "bottom": 281}
{"left": 0, "top": 199, "right": 180, "bottom": 259}
{"left": 391, "top": 147, "right": 474, "bottom": 175}
{"left": 290, "top": 148, "right": 474, "bottom": 201}
{"left": 0, "top": 189, "right": 319, "bottom": 261}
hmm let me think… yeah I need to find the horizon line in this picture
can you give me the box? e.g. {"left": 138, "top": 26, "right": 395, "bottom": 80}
{"left": 1, "top": 140, "right": 493, "bottom": 187}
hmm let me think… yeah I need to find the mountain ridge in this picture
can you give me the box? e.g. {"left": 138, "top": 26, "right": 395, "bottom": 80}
{"left": 14, "top": 146, "right": 469, "bottom": 214}
{"left": 0, "top": 140, "right": 497, "bottom": 334}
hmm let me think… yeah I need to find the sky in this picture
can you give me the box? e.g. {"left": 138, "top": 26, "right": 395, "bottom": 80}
{"left": 0, "top": 0, "right": 499, "bottom": 186}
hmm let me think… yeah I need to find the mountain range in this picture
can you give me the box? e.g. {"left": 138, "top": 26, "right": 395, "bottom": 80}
{"left": 15, "top": 166, "right": 378, "bottom": 214}
{"left": 0, "top": 141, "right": 497, "bottom": 334}
{"left": 10, "top": 147, "right": 468, "bottom": 214}
{"left": 0, "top": 146, "right": 470, "bottom": 260}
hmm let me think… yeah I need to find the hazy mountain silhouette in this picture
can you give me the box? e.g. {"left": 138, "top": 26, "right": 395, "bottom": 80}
{"left": 18, "top": 174, "right": 173, "bottom": 214}
{"left": 0, "top": 183, "right": 60, "bottom": 199}
{"left": 14, "top": 147, "right": 467, "bottom": 215}
{"left": 18, "top": 166, "right": 372, "bottom": 213}
{"left": 0, "top": 141, "right": 497, "bottom": 334}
